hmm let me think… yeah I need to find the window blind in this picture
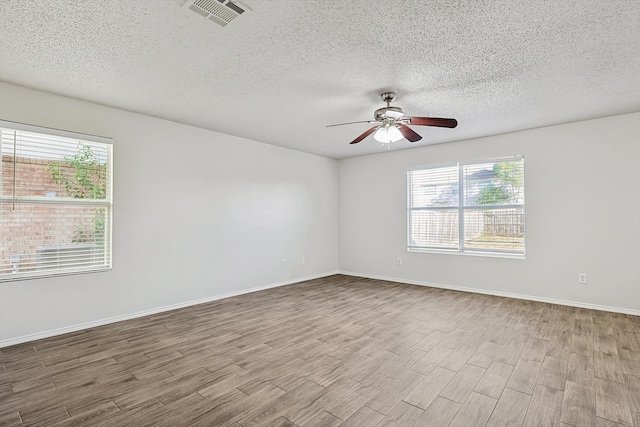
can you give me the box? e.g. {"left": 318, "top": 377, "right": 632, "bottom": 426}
{"left": 462, "top": 160, "right": 524, "bottom": 254}
{"left": 408, "top": 157, "right": 525, "bottom": 256}
{"left": 407, "top": 165, "right": 459, "bottom": 249}
{"left": 0, "top": 121, "right": 113, "bottom": 281}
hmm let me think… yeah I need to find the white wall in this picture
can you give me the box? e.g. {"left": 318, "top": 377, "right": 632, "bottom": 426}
{"left": 339, "top": 112, "right": 640, "bottom": 314}
{"left": 2, "top": 81, "right": 638, "bottom": 346}
{"left": 0, "top": 82, "right": 339, "bottom": 346}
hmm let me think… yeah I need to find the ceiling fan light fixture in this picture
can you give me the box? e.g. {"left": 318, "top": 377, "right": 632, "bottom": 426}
{"left": 373, "top": 125, "right": 403, "bottom": 143}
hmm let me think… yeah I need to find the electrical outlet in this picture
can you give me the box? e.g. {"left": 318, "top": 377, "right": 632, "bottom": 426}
{"left": 301, "top": 257, "right": 305, "bottom": 265}
{"left": 578, "top": 273, "right": 587, "bottom": 284}
{"left": 281, "top": 259, "right": 286, "bottom": 268}
{"left": 397, "top": 257, "right": 402, "bottom": 266}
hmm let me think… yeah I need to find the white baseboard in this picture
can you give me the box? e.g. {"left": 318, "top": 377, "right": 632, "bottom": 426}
{"left": 339, "top": 270, "right": 640, "bottom": 317}
{"left": 0, "top": 271, "right": 339, "bottom": 348}
{"left": 6, "top": 270, "right": 636, "bottom": 348}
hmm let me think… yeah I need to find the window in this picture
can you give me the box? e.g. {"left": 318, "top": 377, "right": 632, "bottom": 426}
{"left": 408, "top": 157, "right": 524, "bottom": 256}
{"left": 0, "top": 121, "right": 113, "bottom": 281}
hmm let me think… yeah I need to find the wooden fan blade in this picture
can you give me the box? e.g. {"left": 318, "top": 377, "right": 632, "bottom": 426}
{"left": 350, "top": 126, "right": 379, "bottom": 144}
{"left": 398, "top": 124, "right": 422, "bottom": 142}
{"left": 408, "top": 117, "right": 458, "bottom": 128}
{"left": 327, "top": 120, "right": 376, "bottom": 128}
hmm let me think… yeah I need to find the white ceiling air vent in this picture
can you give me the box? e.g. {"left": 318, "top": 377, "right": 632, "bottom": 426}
{"left": 183, "top": 0, "right": 249, "bottom": 27}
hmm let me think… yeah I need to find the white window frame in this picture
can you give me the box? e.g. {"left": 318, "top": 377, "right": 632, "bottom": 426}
{"left": 407, "top": 156, "right": 525, "bottom": 258}
{"left": 0, "top": 120, "right": 113, "bottom": 281}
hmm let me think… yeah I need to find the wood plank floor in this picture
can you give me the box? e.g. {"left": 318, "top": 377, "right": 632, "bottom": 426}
{"left": 1, "top": 275, "right": 640, "bottom": 426}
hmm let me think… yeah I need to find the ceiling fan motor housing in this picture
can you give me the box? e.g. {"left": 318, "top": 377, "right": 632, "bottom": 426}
{"left": 374, "top": 106, "right": 404, "bottom": 121}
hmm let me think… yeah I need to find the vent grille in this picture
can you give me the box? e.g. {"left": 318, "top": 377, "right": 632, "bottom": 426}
{"left": 183, "top": 0, "right": 247, "bottom": 27}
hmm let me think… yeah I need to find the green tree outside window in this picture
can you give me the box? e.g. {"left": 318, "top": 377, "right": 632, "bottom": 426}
{"left": 48, "top": 143, "right": 107, "bottom": 243}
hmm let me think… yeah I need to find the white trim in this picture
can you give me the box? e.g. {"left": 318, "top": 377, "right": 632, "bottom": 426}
{"left": 0, "top": 271, "right": 338, "bottom": 348}
{"left": 338, "top": 271, "right": 640, "bottom": 317}
{"left": 7, "top": 269, "right": 636, "bottom": 348}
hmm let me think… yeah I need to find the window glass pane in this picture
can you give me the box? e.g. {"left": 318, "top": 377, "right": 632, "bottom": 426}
{"left": 463, "top": 160, "right": 524, "bottom": 206}
{"left": 1, "top": 202, "right": 110, "bottom": 276}
{"left": 410, "top": 166, "right": 459, "bottom": 208}
{"left": 409, "top": 209, "right": 459, "bottom": 249}
{"left": 464, "top": 208, "right": 524, "bottom": 251}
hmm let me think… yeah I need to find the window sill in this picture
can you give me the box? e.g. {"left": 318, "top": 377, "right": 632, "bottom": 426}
{"left": 407, "top": 247, "right": 526, "bottom": 260}
{"left": 0, "top": 267, "right": 112, "bottom": 283}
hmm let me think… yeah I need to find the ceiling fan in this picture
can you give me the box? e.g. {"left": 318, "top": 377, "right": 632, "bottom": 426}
{"left": 328, "top": 92, "right": 457, "bottom": 145}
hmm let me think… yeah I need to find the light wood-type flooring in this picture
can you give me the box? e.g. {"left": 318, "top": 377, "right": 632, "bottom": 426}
{"left": 1, "top": 275, "right": 640, "bottom": 426}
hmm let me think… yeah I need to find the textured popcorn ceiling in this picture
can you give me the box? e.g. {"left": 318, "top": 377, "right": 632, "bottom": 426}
{"left": 1, "top": 0, "right": 639, "bottom": 159}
